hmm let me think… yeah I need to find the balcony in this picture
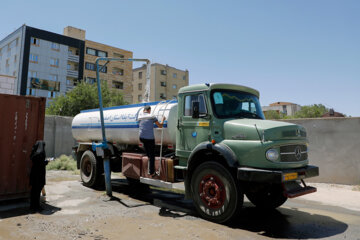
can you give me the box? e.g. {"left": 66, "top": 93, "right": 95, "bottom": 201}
{"left": 67, "top": 70, "right": 78, "bottom": 78}
{"left": 68, "top": 54, "right": 79, "bottom": 62}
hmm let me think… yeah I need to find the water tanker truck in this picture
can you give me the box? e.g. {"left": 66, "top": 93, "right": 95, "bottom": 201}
{"left": 72, "top": 83, "right": 319, "bottom": 223}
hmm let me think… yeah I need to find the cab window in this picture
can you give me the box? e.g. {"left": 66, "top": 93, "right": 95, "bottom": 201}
{"left": 184, "top": 94, "right": 207, "bottom": 117}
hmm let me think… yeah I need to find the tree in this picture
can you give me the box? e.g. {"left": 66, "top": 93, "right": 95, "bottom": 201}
{"left": 264, "top": 110, "right": 281, "bottom": 120}
{"left": 293, "top": 104, "right": 328, "bottom": 119}
{"left": 46, "top": 81, "right": 127, "bottom": 116}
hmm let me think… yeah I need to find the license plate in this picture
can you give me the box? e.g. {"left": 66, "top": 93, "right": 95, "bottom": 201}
{"left": 283, "top": 172, "right": 298, "bottom": 181}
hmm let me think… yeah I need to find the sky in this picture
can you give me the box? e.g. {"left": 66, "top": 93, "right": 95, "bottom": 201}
{"left": 1, "top": 0, "right": 359, "bottom": 116}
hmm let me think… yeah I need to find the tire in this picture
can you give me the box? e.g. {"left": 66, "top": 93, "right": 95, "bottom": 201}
{"left": 245, "top": 184, "right": 287, "bottom": 209}
{"left": 191, "top": 161, "right": 243, "bottom": 223}
{"left": 80, "top": 150, "right": 104, "bottom": 188}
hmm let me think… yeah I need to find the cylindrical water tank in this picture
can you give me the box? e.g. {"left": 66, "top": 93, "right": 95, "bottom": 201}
{"left": 72, "top": 101, "right": 178, "bottom": 146}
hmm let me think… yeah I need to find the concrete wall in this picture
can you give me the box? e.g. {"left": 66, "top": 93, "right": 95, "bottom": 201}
{"left": 282, "top": 117, "right": 360, "bottom": 185}
{"left": 44, "top": 115, "right": 76, "bottom": 158}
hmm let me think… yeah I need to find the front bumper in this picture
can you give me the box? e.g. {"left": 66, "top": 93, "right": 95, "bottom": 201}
{"left": 237, "top": 165, "right": 319, "bottom": 183}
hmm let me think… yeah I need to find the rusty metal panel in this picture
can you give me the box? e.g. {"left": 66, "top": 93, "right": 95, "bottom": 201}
{"left": 0, "top": 94, "right": 46, "bottom": 201}
{"left": 141, "top": 156, "right": 177, "bottom": 182}
{"left": 121, "top": 153, "right": 145, "bottom": 180}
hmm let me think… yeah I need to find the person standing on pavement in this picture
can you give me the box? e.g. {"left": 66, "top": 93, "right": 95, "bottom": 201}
{"left": 139, "top": 105, "right": 166, "bottom": 176}
{"left": 29, "top": 140, "right": 48, "bottom": 212}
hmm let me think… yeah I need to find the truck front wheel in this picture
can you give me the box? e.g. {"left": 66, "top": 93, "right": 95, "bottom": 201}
{"left": 245, "top": 184, "right": 287, "bottom": 209}
{"left": 80, "top": 150, "right": 104, "bottom": 188}
{"left": 191, "top": 162, "right": 243, "bottom": 223}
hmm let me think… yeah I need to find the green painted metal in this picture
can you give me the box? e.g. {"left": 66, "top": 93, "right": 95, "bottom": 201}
{"left": 176, "top": 83, "right": 310, "bottom": 172}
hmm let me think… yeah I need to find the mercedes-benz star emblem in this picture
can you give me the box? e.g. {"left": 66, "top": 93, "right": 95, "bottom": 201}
{"left": 294, "top": 146, "right": 302, "bottom": 160}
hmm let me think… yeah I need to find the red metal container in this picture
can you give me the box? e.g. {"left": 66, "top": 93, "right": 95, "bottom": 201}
{"left": 141, "top": 156, "right": 178, "bottom": 182}
{"left": 122, "top": 153, "right": 145, "bottom": 180}
{"left": 0, "top": 94, "right": 46, "bottom": 201}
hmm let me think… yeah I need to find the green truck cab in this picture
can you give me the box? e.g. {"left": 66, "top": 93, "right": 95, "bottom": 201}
{"left": 176, "top": 83, "right": 318, "bottom": 222}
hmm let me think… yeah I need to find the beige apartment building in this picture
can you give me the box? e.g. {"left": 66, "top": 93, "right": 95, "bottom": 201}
{"left": 132, "top": 63, "right": 189, "bottom": 103}
{"left": 63, "top": 26, "right": 133, "bottom": 103}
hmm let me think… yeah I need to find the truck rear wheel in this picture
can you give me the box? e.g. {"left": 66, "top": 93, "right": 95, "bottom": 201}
{"left": 80, "top": 150, "right": 104, "bottom": 188}
{"left": 246, "top": 184, "right": 287, "bottom": 209}
{"left": 191, "top": 162, "right": 243, "bottom": 223}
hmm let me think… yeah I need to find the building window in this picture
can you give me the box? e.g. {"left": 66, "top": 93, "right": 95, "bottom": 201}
{"left": 172, "top": 84, "right": 177, "bottom": 89}
{"left": 31, "top": 37, "right": 40, "bottom": 46}
{"left": 98, "top": 50, "right": 107, "bottom": 57}
{"left": 66, "top": 79, "right": 71, "bottom": 85}
{"left": 138, "top": 71, "right": 142, "bottom": 79}
{"left": 86, "top": 77, "right": 96, "bottom": 84}
{"left": 160, "top": 93, "right": 166, "bottom": 99}
{"left": 10, "top": 40, "right": 17, "bottom": 49}
{"left": 29, "top": 54, "right": 38, "bottom": 63}
{"left": 47, "top": 91, "right": 55, "bottom": 98}
{"left": 6, "top": 59, "right": 9, "bottom": 66}
{"left": 28, "top": 71, "right": 37, "bottom": 78}
{"left": 113, "top": 53, "right": 124, "bottom": 58}
{"left": 27, "top": 88, "right": 36, "bottom": 96}
{"left": 161, "top": 70, "right": 167, "bottom": 75}
{"left": 138, "top": 95, "right": 142, "bottom": 102}
{"left": 50, "top": 58, "right": 59, "bottom": 67}
{"left": 86, "top": 48, "right": 96, "bottom": 55}
{"left": 85, "top": 62, "right": 96, "bottom": 71}
{"left": 160, "top": 81, "right": 166, "bottom": 87}
{"left": 183, "top": 75, "right": 186, "bottom": 80}
{"left": 49, "top": 74, "right": 58, "bottom": 81}
{"left": 112, "top": 81, "right": 123, "bottom": 89}
{"left": 51, "top": 42, "right": 60, "bottom": 51}
{"left": 173, "top": 73, "right": 177, "bottom": 78}
{"left": 99, "top": 65, "right": 107, "bottom": 73}
{"left": 138, "top": 83, "right": 142, "bottom": 90}
{"left": 112, "top": 67, "right": 124, "bottom": 75}
{"left": 13, "top": 71, "right": 16, "bottom": 76}
{"left": 14, "top": 55, "right": 17, "bottom": 63}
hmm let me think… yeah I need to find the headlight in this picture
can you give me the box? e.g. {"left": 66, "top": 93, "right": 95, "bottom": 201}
{"left": 266, "top": 149, "right": 279, "bottom": 161}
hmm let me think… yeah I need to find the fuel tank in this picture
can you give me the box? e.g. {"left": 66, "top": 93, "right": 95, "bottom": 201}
{"left": 72, "top": 100, "right": 178, "bottom": 146}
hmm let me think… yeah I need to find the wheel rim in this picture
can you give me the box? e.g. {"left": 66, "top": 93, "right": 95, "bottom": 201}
{"left": 198, "top": 174, "right": 226, "bottom": 209}
{"left": 82, "top": 157, "right": 92, "bottom": 177}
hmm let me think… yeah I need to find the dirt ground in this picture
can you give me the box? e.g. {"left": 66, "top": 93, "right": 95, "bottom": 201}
{"left": 1, "top": 171, "right": 360, "bottom": 240}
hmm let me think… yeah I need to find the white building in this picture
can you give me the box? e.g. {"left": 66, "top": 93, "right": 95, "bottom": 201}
{"left": 262, "top": 102, "right": 302, "bottom": 116}
{"left": 0, "top": 25, "right": 84, "bottom": 103}
{"left": 0, "top": 74, "right": 16, "bottom": 95}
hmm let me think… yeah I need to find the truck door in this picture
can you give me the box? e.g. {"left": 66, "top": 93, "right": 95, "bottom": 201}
{"left": 177, "top": 93, "right": 210, "bottom": 157}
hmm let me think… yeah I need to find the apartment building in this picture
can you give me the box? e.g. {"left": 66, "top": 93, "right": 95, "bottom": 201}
{"left": 262, "top": 102, "right": 302, "bottom": 116}
{"left": 0, "top": 25, "right": 84, "bottom": 101}
{"left": 63, "top": 26, "right": 133, "bottom": 103}
{"left": 0, "top": 74, "right": 16, "bottom": 94}
{"left": 132, "top": 63, "right": 189, "bottom": 103}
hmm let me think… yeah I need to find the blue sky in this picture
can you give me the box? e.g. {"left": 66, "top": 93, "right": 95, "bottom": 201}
{"left": 1, "top": 0, "right": 359, "bottom": 116}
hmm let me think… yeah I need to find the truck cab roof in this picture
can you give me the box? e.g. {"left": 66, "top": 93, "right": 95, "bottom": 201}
{"left": 178, "top": 83, "right": 260, "bottom": 98}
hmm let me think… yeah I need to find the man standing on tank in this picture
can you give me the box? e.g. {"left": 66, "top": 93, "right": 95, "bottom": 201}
{"left": 139, "top": 105, "right": 166, "bottom": 176}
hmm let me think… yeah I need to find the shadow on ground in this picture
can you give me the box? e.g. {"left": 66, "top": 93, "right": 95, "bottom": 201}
{"left": 0, "top": 199, "right": 61, "bottom": 219}
{"left": 109, "top": 178, "right": 348, "bottom": 239}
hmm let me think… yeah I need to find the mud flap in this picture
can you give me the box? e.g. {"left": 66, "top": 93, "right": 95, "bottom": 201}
{"left": 283, "top": 180, "right": 317, "bottom": 198}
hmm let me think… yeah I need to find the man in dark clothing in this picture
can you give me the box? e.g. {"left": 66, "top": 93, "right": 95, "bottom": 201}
{"left": 29, "top": 141, "right": 47, "bottom": 212}
{"left": 139, "top": 105, "right": 166, "bottom": 175}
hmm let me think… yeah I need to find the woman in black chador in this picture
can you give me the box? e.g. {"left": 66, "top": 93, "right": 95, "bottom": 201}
{"left": 29, "top": 141, "right": 47, "bottom": 212}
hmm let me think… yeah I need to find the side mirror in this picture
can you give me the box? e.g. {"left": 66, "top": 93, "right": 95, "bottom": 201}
{"left": 192, "top": 101, "right": 200, "bottom": 118}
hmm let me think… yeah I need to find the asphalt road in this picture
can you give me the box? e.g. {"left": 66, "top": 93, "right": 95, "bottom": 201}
{"left": 0, "top": 171, "right": 359, "bottom": 240}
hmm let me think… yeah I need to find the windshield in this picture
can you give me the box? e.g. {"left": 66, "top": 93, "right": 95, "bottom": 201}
{"left": 211, "top": 90, "right": 265, "bottom": 119}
